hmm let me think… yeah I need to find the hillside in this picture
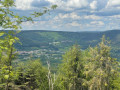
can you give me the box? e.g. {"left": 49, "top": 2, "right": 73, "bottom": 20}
{"left": 15, "top": 30, "right": 120, "bottom": 65}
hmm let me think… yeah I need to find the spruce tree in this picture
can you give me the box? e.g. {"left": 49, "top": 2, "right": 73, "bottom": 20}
{"left": 56, "top": 45, "right": 86, "bottom": 90}
{"left": 86, "top": 35, "right": 118, "bottom": 90}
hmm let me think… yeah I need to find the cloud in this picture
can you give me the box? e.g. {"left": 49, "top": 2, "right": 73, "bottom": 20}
{"left": 47, "top": 0, "right": 57, "bottom": 4}
{"left": 84, "top": 15, "right": 102, "bottom": 20}
{"left": 15, "top": 0, "right": 51, "bottom": 10}
{"left": 47, "top": 0, "right": 89, "bottom": 8}
{"left": 90, "top": 21, "right": 104, "bottom": 26}
{"left": 32, "top": 0, "right": 50, "bottom": 8}
{"left": 109, "top": 15, "right": 120, "bottom": 19}
{"left": 12, "top": 0, "right": 120, "bottom": 31}
{"left": 106, "top": 0, "right": 120, "bottom": 7}
{"left": 15, "top": 0, "right": 34, "bottom": 10}
{"left": 67, "top": 21, "right": 82, "bottom": 27}
{"left": 46, "top": 0, "right": 89, "bottom": 11}
{"left": 67, "top": 0, "right": 88, "bottom": 8}
{"left": 90, "top": 1, "right": 97, "bottom": 10}
{"left": 54, "top": 12, "right": 81, "bottom": 20}
{"left": 94, "top": 8, "right": 120, "bottom": 16}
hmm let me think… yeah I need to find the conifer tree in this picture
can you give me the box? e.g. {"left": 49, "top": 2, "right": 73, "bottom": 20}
{"left": 56, "top": 45, "right": 86, "bottom": 90}
{"left": 86, "top": 35, "right": 118, "bottom": 90}
{"left": 24, "top": 60, "right": 49, "bottom": 90}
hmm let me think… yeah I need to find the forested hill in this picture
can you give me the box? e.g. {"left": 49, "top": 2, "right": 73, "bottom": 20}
{"left": 16, "top": 30, "right": 120, "bottom": 49}
{"left": 15, "top": 30, "right": 120, "bottom": 64}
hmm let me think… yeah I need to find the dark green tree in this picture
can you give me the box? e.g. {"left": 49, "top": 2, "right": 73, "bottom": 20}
{"left": 13, "top": 60, "right": 49, "bottom": 90}
{"left": 56, "top": 45, "right": 87, "bottom": 90}
{"left": 25, "top": 60, "right": 48, "bottom": 90}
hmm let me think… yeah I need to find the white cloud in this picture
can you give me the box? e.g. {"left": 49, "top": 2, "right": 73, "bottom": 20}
{"left": 15, "top": 0, "right": 34, "bottom": 10}
{"left": 47, "top": 0, "right": 65, "bottom": 7}
{"left": 22, "top": 21, "right": 34, "bottom": 27}
{"left": 109, "top": 15, "right": 120, "bottom": 18}
{"left": 67, "top": 22, "right": 82, "bottom": 27}
{"left": 106, "top": 0, "right": 120, "bottom": 7}
{"left": 67, "top": 0, "right": 88, "bottom": 8}
{"left": 47, "top": 0, "right": 56, "bottom": 3}
{"left": 90, "top": 21, "right": 104, "bottom": 26}
{"left": 14, "top": 0, "right": 120, "bottom": 31}
{"left": 90, "top": 1, "right": 97, "bottom": 10}
{"left": 84, "top": 15, "right": 101, "bottom": 20}
{"left": 47, "top": 0, "right": 89, "bottom": 11}
{"left": 54, "top": 13, "right": 81, "bottom": 20}
{"left": 70, "top": 13, "right": 81, "bottom": 19}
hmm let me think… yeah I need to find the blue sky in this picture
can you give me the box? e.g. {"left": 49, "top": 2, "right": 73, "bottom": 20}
{"left": 13, "top": 0, "right": 120, "bottom": 31}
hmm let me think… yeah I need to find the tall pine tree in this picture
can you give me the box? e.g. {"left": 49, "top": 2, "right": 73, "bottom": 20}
{"left": 56, "top": 45, "right": 87, "bottom": 90}
{"left": 86, "top": 35, "right": 118, "bottom": 90}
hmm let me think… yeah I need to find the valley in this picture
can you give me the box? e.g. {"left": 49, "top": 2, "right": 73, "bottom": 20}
{"left": 15, "top": 30, "right": 120, "bottom": 66}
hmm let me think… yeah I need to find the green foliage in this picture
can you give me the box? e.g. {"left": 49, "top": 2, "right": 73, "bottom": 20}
{"left": 0, "top": 0, "right": 57, "bottom": 89}
{"left": 26, "top": 60, "right": 48, "bottom": 89}
{"left": 13, "top": 60, "right": 49, "bottom": 90}
{"left": 0, "top": 32, "right": 120, "bottom": 90}
{"left": 56, "top": 45, "right": 87, "bottom": 90}
{"left": 51, "top": 5, "right": 58, "bottom": 10}
{"left": 0, "top": 31, "right": 18, "bottom": 89}
{"left": 54, "top": 36, "right": 120, "bottom": 90}
{"left": 84, "top": 35, "right": 119, "bottom": 90}
{"left": 13, "top": 30, "right": 120, "bottom": 67}
{"left": 0, "top": 0, "right": 33, "bottom": 30}
{"left": 0, "top": 0, "right": 120, "bottom": 89}
{"left": 112, "top": 73, "right": 120, "bottom": 89}
{"left": 32, "top": 5, "right": 57, "bottom": 17}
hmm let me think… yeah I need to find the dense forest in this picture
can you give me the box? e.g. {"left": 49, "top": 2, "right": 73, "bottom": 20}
{"left": 13, "top": 30, "right": 120, "bottom": 67}
{"left": 0, "top": 0, "right": 120, "bottom": 90}
{"left": 1, "top": 33, "right": 120, "bottom": 90}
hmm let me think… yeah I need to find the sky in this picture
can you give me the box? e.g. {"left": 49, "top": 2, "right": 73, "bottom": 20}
{"left": 12, "top": 0, "right": 120, "bottom": 31}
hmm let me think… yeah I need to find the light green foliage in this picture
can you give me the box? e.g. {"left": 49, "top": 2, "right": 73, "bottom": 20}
{"left": 37, "top": 32, "right": 63, "bottom": 40}
{"left": 56, "top": 45, "right": 87, "bottom": 90}
{"left": 0, "top": 0, "right": 57, "bottom": 89}
{"left": 85, "top": 35, "right": 119, "bottom": 90}
{"left": 0, "top": 31, "right": 18, "bottom": 89}
{"left": 112, "top": 73, "right": 120, "bottom": 89}
{"left": 0, "top": 0, "right": 120, "bottom": 89}
{"left": 32, "top": 5, "right": 57, "bottom": 17}
{"left": 51, "top": 5, "right": 58, "bottom": 10}
{"left": 55, "top": 36, "right": 120, "bottom": 90}
{"left": 0, "top": 0, "right": 57, "bottom": 90}
{"left": 0, "top": 0, "right": 32, "bottom": 30}
{"left": 0, "top": 0, "right": 56, "bottom": 30}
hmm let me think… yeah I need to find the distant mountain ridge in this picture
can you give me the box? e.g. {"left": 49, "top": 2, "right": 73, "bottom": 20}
{"left": 16, "top": 30, "right": 120, "bottom": 49}
{"left": 12, "top": 30, "right": 120, "bottom": 64}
